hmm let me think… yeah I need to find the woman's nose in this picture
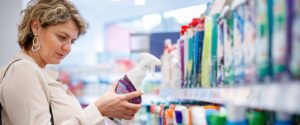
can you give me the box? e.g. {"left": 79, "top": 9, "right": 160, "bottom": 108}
{"left": 62, "top": 43, "right": 71, "bottom": 53}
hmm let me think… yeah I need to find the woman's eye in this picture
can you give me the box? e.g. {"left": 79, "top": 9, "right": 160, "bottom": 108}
{"left": 58, "top": 35, "right": 67, "bottom": 41}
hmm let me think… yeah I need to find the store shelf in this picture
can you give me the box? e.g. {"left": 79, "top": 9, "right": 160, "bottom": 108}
{"left": 160, "top": 81, "right": 300, "bottom": 115}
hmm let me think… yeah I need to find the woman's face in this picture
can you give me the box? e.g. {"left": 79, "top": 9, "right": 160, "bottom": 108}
{"left": 32, "top": 20, "right": 79, "bottom": 66}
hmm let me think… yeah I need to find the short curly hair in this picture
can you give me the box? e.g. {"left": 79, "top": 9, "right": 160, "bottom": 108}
{"left": 18, "top": 0, "right": 88, "bottom": 50}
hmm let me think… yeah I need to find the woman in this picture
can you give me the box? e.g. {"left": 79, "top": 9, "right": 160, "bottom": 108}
{"left": 0, "top": 0, "right": 142, "bottom": 124}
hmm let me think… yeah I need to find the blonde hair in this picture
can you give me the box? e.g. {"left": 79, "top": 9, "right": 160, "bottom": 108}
{"left": 18, "top": 0, "right": 88, "bottom": 50}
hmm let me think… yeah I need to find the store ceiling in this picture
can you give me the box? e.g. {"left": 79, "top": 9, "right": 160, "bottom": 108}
{"left": 72, "top": 0, "right": 211, "bottom": 23}
{"left": 22, "top": 0, "right": 211, "bottom": 23}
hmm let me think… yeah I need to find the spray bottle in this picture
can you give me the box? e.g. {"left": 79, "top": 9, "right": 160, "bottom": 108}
{"left": 113, "top": 53, "right": 161, "bottom": 125}
{"left": 115, "top": 53, "right": 161, "bottom": 104}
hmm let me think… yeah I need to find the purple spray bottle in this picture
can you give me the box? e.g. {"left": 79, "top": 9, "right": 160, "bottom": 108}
{"left": 115, "top": 53, "right": 161, "bottom": 104}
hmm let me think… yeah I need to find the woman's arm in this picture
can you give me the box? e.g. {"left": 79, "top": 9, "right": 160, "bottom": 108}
{"left": 2, "top": 61, "right": 53, "bottom": 125}
{"left": 2, "top": 61, "right": 142, "bottom": 125}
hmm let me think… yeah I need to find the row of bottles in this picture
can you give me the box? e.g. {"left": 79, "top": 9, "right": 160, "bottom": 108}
{"left": 160, "top": 0, "right": 300, "bottom": 88}
{"left": 134, "top": 103, "right": 300, "bottom": 125}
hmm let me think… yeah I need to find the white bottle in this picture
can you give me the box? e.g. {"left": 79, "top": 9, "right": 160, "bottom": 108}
{"left": 115, "top": 53, "right": 161, "bottom": 103}
{"left": 113, "top": 53, "right": 161, "bottom": 125}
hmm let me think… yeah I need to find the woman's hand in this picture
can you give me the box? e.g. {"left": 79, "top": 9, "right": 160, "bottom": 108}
{"left": 95, "top": 83, "right": 143, "bottom": 120}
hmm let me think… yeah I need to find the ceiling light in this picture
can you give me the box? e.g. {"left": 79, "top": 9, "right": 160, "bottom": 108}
{"left": 110, "top": 0, "right": 120, "bottom": 2}
{"left": 134, "top": 0, "right": 146, "bottom": 6}
{"left": 163, "top": 5, "right": 207, "bottom": 24}
{"left": 142, "top": 13, "right": 162, "bottom": 31}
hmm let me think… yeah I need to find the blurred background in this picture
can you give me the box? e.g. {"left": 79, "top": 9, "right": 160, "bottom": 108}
{"left": 1, "top": 0, "right": 300, "bottom": 125}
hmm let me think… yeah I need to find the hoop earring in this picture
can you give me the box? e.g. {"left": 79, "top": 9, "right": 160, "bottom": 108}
{"left": 31, "top": 36, "right": 40, "bottom": 52}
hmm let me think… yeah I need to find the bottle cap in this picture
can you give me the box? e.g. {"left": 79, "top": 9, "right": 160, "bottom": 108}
{"left": 208, "top": 113, "right": 227, "bottom": 125}
{"left": 247, "top": 111, "right": 267, "bottom": 125}
{"left": 180, "top": 25, "right": 189, "bottom": 36}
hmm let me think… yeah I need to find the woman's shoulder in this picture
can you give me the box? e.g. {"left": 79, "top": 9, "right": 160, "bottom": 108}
{"left": 1, "top": 59, "right": 43, "bottom": 78}
{"left": 1, "top": 51, "right": 40, "bottom": 71}
{"left": 9, "top": 59, "right": 40, "bottom": 70}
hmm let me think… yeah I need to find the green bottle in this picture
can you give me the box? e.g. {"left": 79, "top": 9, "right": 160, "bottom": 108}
{"left": 248, "top": 111, "right": 268, "bottom": 125}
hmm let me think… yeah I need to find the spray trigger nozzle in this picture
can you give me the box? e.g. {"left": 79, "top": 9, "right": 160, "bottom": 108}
{"left": 150, "top": 65, "right": 155, "bottom": 76}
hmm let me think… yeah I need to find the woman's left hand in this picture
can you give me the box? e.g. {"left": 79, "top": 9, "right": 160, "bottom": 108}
{"left": 94, "top": 83, "right": 143, "bottom": 120}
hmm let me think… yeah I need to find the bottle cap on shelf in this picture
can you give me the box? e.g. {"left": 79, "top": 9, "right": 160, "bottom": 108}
{"left": 191, "top": 18, "right": 200, "bottom": 27}
{"left": 247, "top": 111, "right": 268, "bottom": 125}
{"left": 203, "top": 105, "right": 220, "bottom": 111}
{"left": 180, "top": 25, "right": 189, "bottom": 36}
{"left": 174, "top": 110, "right": 183, "bottom": 124}
{"left": 208, "top": 113, "right": 227, "bottom": 125}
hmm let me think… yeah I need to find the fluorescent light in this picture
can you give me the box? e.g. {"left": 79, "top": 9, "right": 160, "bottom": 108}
{"left": 110, "top": 0, "right": 120, "bottom": 2}
{"left": 142, "top": 13, "right": 161, "bottom": 31}
{"left": 134, "top": 0, "right": 146, "bottom": 6}
{"left": 163, "top": 5, "right": 207, "bottom": 24}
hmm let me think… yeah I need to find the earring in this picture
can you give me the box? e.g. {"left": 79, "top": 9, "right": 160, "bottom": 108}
{"left": 31, "top": 36, "right": 40, "bottom": 52}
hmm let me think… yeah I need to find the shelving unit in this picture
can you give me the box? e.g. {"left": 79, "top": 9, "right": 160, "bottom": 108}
{"left": 160, "top": 81, "right": 300, "bottom": 115}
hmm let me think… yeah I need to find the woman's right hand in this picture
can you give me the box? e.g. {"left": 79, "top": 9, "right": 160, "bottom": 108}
{"left": 94, "top": 83, "right": 143, "bottom": 120}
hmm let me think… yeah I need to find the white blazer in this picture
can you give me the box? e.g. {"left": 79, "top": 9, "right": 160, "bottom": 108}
{"left": 0, "top": 51, "right": 108, "bottom": 125}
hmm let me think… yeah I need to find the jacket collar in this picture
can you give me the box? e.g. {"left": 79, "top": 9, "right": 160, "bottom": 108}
{"left": 14, "top": 50, "right": 36, "bottom": 63}
{"left": 13, "top": 51, "right": 59, "bottom": 80}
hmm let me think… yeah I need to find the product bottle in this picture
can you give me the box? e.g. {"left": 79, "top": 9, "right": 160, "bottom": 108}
{"left": 115, "top": 53, "right": 161, "bottom": 104}
{"left": 201, "top": 16, "right": 213, "bottom": 88}
{"left": 165, "top": 104, "right": 175, "bottom": 125}
{"left": 194, "top": 17, "right": 205, "bottom": 88}
{"left": 160, "top": 39, "right": 172, "bottom": 88}
{"left": 189, "top": 106, "right": 207, "bottom": 125}
{"left": 232, "top": 0, "right": 246, "bottom": 84}
{"left": 226, "top": 105, "right": 247, "bottom": 125}
{"left": 243, "top": 0, "right": 257, "bottom": 83}
{"left": 179, "top": 25, "right": 188, "bottom": 88}
{"left": 256, "top": 0, "right": 272, "bottom": 82}
{"left": 247, "top": 110, "right": 268, "bottom": 125}
{"left": 113, "top": 53, "right": 161, "bottom": 125}
{"left": 275, "top": 113, "right": 293, "bottom": 125}
{"left": 272, "top": 0, "right": 289, "bottom": 81}
{"left": 290, "top": 0, "right": 300, "bottom": 79}
{"left": 224, "top": 8, "right": 235, "bottom": 85}
{"left": 210, "top": 14, "right": 220, "bottom": 87}
{"left": 173, "top": 105, "right": 189, "bottom": 125}
{"left": 187, "top": 21, "right": 196, "bottom": 88}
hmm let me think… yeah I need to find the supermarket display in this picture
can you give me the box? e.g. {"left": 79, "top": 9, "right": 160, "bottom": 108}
{"left": 115, "top": 53, "right": 161, "bottom": 104}
{"left": 153, "top": 0, "right": 300, "bottom": 124}
{"left": 133, "top": 103, "right": 300, "bottom": 125}
{"left": 160, "top": 0, "right": 300, "bottom": 87}
{"left": 160, "top": 0, "right": 300, "bottom": 89}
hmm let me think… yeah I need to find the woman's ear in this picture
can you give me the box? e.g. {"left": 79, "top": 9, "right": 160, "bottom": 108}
{"left": 31, "top": 20, "right": 40, "bottom": 36}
